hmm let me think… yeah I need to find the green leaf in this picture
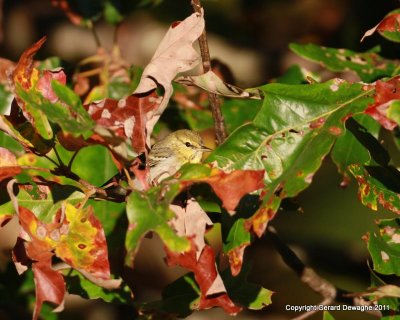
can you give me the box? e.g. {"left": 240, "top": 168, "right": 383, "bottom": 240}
{"left": 70, "top": 144, "right": 118, "bottom": 187}
{"left": 104, "top": 1, "right": 124, "bottom": 25}
{"left": 88, "top": 199, "right": 125, "bottom": 235}
{"left": 208, "top": 79, "right": 372, "bottom": 198}
{"left": 0, "top": 84, "right": 12, "bottom": 115}
{"left": 274, "top": 65, "right": 311, "bottom": 84}
{"left": 207, "top": 79, "right": 373, "bottom": 273}
{"left": 367, "top": 218, "right": 400, "bottom": 276}
{"left": 124, "top": 187, "right": 190, "bottom": 266}
{"left": 51, "top": 81, "right": 95, "bottom": 134}
{"left": 370, "top": 268, "right": 400, "bottom": 312}
{"left": 65, "top": 270, "right": 131, "bottom": 303}
{"left": 221, "top": 263, "right": 273, "bottom": 309}
{"left": 15, "top": 84, "right": 54, "bottom": 140}
{"left": 182, "top": 98, "right": 261, "bottom": 133}
{"left": 349, "top": 164, "right": 400, "bottom": 214}
{"left": 223, "top": 218, "right": 251, "bottom": 253}
{"left": 138, "top": 273, "right": 199, "bottom": 318}
{"left": 290, "top": 43, "right": 399, "bottom": 82}
{"left": 0, "top": 188, "right": 85, "bottom": 222}
{"left": 0, "top": 131, "right": 24, "bottom": 155}
{"left": 331, "top": 115, "right": 380, "bottom": 179}
{"left": 323, "top": 311, "right": 336, "bottom": 320}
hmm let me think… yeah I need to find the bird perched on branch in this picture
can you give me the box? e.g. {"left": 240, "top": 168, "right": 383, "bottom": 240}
{"left": 148, "top": 129, "right": 212, "bottom": 184}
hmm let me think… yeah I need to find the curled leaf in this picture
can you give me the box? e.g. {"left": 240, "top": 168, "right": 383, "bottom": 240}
{"left": 134, "top": 10, "right": 205, "bottom": 138}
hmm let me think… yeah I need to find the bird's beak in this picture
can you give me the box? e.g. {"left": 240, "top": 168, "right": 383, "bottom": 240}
{"left": 200, "top": 145, "right": 213, "bottom": 152}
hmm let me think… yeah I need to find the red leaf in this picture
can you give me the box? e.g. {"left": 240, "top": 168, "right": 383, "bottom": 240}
{"left": 12, "top": 36, "right": 46, "bottom": 90}
{"left": 86, "top": 92, "right": 160, "bottom": 154}
{"left": 32, "top": 258, "right": 66, "bottom": 320}
{"left": 361, "top": 13, "right": 400, "bottom": 42}
{"left": 165, "top": 241, "right": 241, "bottom": 315}
{"left": 36, "top": 69, "right": 67, "bottom": 103}
{"left": 377, "top": 13, "right": 400, "bottom": 32}
{"left": 365, "top": 77, "right": 400, "bottom": 130}
{"left": 13, "top": 207, "right": 66, "bottom": 319}
{"left": 182, "top": 169, "right": 265, "bottom": 213}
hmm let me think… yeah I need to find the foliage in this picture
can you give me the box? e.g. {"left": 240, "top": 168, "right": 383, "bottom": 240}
{"left": 2, "top": 2, "right": 400, "bottom": 320}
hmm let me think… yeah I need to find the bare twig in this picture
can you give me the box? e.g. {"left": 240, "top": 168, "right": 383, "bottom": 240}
{"left": 191, "top": 0, "right": 227, "bottom": 145}
{"left": 266, "top": 226, "right": 382, "bottom": 319}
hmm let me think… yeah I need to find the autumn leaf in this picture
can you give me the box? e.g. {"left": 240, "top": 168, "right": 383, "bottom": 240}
{"left": 11, "top": 202, "right": 116, "bottom": 319}
{"left": 165, "top": 240, "right": 242, "bottom": 315}
{"left": 361, "top": 9, "right": 400, "bottom": 43}
{"left": 0, "top": 147, "right": 21, "bottom": 182}
{"left": 176, "top": 164, "right": 265, "bottom": 213}
{"left": 12, "top": 207, "right": 66, "bottom": 320}
{"left": 364, "top": 76, "right": 400, "bottom": 130}
{"left": 86, "top": 92, "right": 161, "bottom": 154}
{"left": 170, "top": 198, "right": 213, "bottom": 260}
{"left": 134, "top": 10, "right": 205, "bottom": 139}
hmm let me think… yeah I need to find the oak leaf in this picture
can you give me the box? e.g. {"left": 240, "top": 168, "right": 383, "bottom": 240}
{"left": 134, "top": 11, "right": 205, "bottom": 139}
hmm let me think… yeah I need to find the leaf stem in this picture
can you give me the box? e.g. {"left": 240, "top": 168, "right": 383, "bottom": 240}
{"left": 191, "top": 0, "right": 227, "bottom": 145}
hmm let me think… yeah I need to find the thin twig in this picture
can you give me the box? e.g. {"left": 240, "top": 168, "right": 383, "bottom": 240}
{"left": 266, "top": 226, "right": 382, "bottom": 319}
{"left": 191, "top": 0, "right": 227, "bottom": 145}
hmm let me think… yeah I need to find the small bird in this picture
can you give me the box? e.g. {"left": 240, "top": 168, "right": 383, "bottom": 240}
{"left": 148, "top": 129, "right": 212, "bottom": 184}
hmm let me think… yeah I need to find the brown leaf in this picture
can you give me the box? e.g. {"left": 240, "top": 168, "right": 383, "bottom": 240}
{"left": 165, "top": 240, "right": 241, "bottom": 315}
{"left": 170, "top": 198, "right": 213, "bottom": 260}
{"left": 134, "top": 11, "right": 205, "bottom": 138}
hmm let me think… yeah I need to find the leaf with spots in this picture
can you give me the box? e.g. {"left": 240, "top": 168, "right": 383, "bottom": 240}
{"left": 361, "top": 9, "right": 400, "bottom": 43}
{"left": 12, "top": 207, "right": 66, "bottom": 320}
{"left": 290, "top": 43, "right": 399, "bottom": 82}
{"left": 366, "top": 218, "right": 400, "bottom": 276}
{"left": 207, "top": 79, "right": 374, "bottom": 274}
{"left": 348, "top": 164, "right": 400, "bottom": 214}
{"left": 86, "top": 92, "right": 161, "bottom": 154}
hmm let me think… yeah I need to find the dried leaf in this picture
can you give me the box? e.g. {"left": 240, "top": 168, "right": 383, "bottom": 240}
{"left": 170, "top": 198, "right": 213, "bottom": 260}
{"left": 175, "top": 71, "right": 261, "bottom": 99}
{"left": 134, "top": 11, "right": 205, "bottom": 138}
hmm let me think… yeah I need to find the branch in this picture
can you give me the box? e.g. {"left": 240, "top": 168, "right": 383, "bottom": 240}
{"left": 266, "top": 226, "right": 382, "bottom": 319}
{"left": 191, "top": 0, "right": 227, "bottom": 145}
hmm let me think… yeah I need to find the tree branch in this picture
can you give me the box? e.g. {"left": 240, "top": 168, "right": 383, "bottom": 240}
{"left": 191, "top": 0, "right": 227, "bottom": 145}
{"left": 266, "top": 226, "right": 382, "bottom": 319}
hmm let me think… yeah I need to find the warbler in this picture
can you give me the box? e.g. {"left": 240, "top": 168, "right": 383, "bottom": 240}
{"left": 148, "top": 129, "right": 212, "bottom": 183}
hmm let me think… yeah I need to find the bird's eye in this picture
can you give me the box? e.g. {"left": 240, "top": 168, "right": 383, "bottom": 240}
{"left": 185, "top": 142, "right": 192, "bottom": 147}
